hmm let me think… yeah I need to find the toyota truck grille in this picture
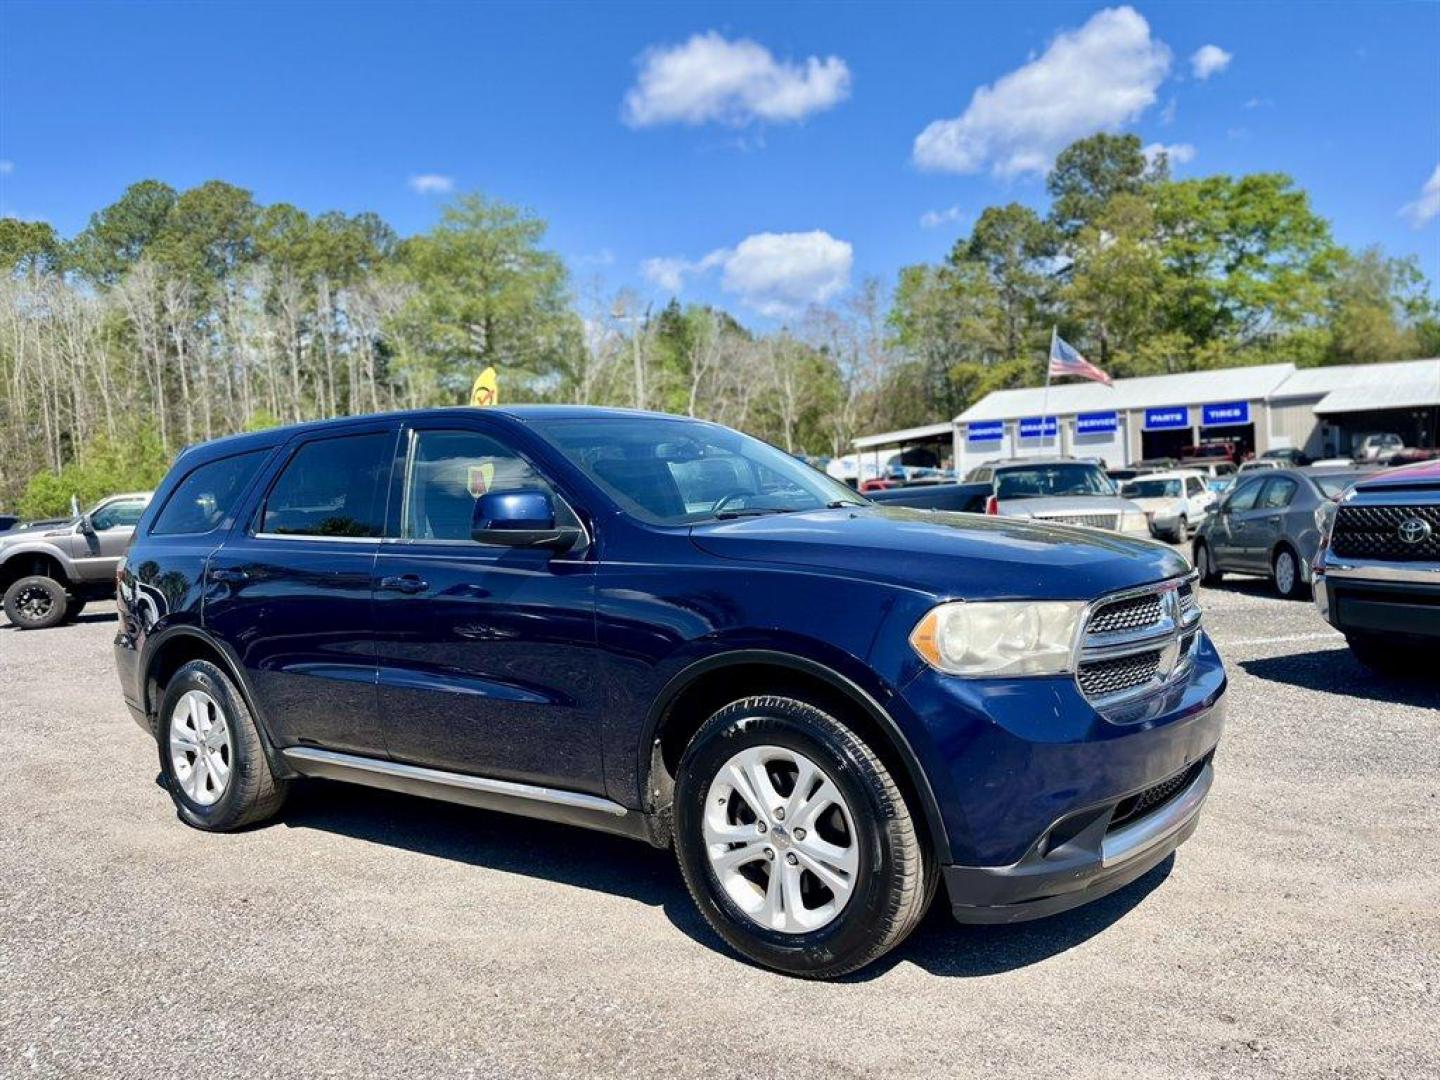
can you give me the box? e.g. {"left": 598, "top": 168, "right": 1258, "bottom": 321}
{"left": 1330, "top": 503, "right": 1440, "bottom": 561}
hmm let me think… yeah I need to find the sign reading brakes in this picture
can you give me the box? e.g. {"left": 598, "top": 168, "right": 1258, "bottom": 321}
{"left": 966, "top": 420, "right": 1004, "bottom": 443}
{"left": 1018, "top": 416, "right": 1058, "bottom": 438}
{"left": 1075, "top": 411, "right": 1118, "bottom": 434}
{"left": 1145, "top": 406, "right": 1190, "bottom": 430}
{"left": 1202, "top": 401, "right": 1250, "bottom": 426}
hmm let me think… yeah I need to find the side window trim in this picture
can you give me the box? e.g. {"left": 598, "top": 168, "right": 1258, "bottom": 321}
{"left": 385, "top": 421, "right": 592, "bottom": 554}
{"left": 250, "top": 425, "right": 400, "bottom": 543}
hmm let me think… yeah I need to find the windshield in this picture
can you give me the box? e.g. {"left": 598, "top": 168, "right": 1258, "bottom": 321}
{"left": 1122, "top": 478, "right": 1182, "bottom": 498}
{"left": 528, "top": 416, "right": 865, "bottom": 525}
{"left": 995, "top": 463, "right": 1117, "bottom": 499}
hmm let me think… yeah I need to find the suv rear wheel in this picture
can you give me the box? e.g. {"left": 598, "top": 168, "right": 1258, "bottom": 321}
{"left": 673, "top": 695, "right": 930, "bottom": 978}
{"left": 3, "top": 575, "right": 69, "bottom": 630}
{"left": 158, "top": 660, "right": 288, "bottom": 830}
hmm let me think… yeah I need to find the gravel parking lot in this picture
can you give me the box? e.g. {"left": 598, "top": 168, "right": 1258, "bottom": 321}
{"left": 2, "top": 574, "right": 1437, "bottom": 1080}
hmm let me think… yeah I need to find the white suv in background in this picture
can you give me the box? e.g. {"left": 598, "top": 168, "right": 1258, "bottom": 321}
{"left": 1119, "top": 470, "right": 1216, "bottom": 543}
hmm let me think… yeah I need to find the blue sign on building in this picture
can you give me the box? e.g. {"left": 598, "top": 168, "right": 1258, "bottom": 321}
{"left": 966, "top": 420, "right": 1004, "bottom": 443}
{"left": 1018, "top": 416, "right": 1059, "bottom": 438}
{"left": 1144, "top": 406, "right": 1190, "bottom": 431}
{"left": 1202, "top": 401, "right": 1250, "bottom": 426}
{"left": 1075, "top": 411, "right": 1118, "bottom": 435}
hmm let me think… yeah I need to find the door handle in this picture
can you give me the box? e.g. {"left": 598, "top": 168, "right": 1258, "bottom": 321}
{"left": 379, "top": 574, "right": 428, "bottom": 595}
{"left": 208, "top": 567, "right": 248, "bottom": 584}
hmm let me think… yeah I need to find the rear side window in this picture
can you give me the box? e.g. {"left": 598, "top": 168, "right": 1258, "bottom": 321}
{"left": 261, "top": 432, "right": 392, "bottom": 538}
{"left": 152, "top": 451, "right": 268, "bottom": 536}
{"left": 1259, "top": 477, "right": 1298, "bottom": 509}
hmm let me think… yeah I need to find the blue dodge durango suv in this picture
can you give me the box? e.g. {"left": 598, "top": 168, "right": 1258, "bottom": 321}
{"left": 115, "top": 406, "right": 1225, "bottom": 977}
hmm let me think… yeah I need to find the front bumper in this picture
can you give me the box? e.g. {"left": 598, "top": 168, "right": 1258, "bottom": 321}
{"left": 945, "top": 755, "right": 1214, "bottom": 923}
{"left": 1314, "top": 558, "right": 1440, "bottom": 640}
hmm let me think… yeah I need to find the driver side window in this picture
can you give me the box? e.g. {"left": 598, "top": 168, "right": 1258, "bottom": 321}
{"left": 1225, "top": 480, "right": 1263, "bottom": 512}
{"left": 91, "top": 499, "right": 147, "bottom": 530}
{"left": 401, "top": 428, "right": 577, "bottom": 542}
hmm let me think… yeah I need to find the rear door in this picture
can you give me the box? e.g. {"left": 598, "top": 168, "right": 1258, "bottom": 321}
{"left": 204, "top": 423, "right": 397, "bottom": 755}
{"left": 370, "top": 420, "right": 604, "bottom": 793}
{"left": 1252, "top": 475, "right": 1299, "bottom": 566}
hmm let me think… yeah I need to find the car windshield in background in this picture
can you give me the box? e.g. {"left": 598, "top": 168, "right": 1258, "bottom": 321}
{"left": 529, "top": 416, "right": 864, "bottom": 525}
{"left": 1122, "top": 478, "right": 1182, "bottom": 498}
{"left": 996, "top": 464, "right": 1117, "bottom": 500}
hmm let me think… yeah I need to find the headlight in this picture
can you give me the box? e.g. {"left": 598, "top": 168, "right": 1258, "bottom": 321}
{"left": 909, "top": 601, "right": 1084, "bottom": 677}
{"left": 1120, "top": 511, "right": 1149, "bottom": 532}
{"left": 1314, "top": 499, "right": 1338, "bottom": 540}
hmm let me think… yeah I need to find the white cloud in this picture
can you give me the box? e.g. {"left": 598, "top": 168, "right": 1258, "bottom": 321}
{"left": 0, "top": 160, "right": 13, "bottom": 176}
{"left": 919, "top": 205, "right": 965, "bottom": 229}
{"left": 623, "top": 31, "right": 851, "bottom": 127}
{"left": 407, "top": 173, "right": 454, "bottom": 195}
{"left": 1400, "top": 164, "right": 1440, "bottom": 228}
{"left": 1143, "top": 142, "right": 1196, "bottom": 167}
{"left": 1190, "top": 44, "right": 1232, "bottom": 79}
{"left": 913, "top": 6, "right": 1171, "bottom": 177}
{"left": 643, "top": 230, "right": 853, "bottom": 316}
{"left": 1159, "top": 97, "right": 1178, "bottom": 125}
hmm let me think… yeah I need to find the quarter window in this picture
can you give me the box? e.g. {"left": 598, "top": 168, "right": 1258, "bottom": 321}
{"left": 261, "top": 433, "right": 392, "bottom": 538}
{"left": 152, "top": 450, "right": 268, "bottom": 536}
{"left": 1258, "top": 477, "right": 1298, "bottom": 509}
{"left": 401, "top": 429, "right": 577, "bottom": 542}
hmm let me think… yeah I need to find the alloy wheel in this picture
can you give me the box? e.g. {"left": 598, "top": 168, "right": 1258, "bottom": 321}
{"left": 168, "top": 690, "right": 233, "bottom": 807}
{"left": 1275, "top": 551, "right": 1297, "bottom": 596}
{"left": 16, "top": 585, "right": 55, "bottom": 623}
{"left": 703, "top": 744, "right": 859, "bottom": 934}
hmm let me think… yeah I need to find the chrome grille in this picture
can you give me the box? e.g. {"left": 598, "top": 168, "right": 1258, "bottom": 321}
{"left": 1074, "top": 574, "right": 1202, "bottom": 707}
{"left": 1330, "top": 503, "right": 1440, "bottom": 561}
{"left": 1087, "top": 593, "right": 1163, "bottom": 636}
{"left": 1033, "top": 511, "right": 1121, "bottom": 530}
{"left": 1077, "top": 649, "right": 1162, "bottom": 697}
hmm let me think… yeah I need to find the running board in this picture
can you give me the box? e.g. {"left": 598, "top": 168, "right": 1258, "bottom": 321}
{"left": 281, "top": 747, "right": 657, "bottom": 844}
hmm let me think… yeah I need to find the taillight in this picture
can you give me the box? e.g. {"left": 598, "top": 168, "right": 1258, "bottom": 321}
{"left": 985, "top": 495, "right": 999, "bottom": 515}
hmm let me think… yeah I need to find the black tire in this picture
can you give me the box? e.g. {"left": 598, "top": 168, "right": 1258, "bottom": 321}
{"left": 3, "top": 575, "right": 69, "bottom": 630}
{"left": 1174, "top": 515, "right": 1189, "bottom": 543}
{"left": 1271, "top": 545, "right": 1306, "bottom": 600}
{"left": 1346, "top": 633, "right": 1430, "bottom": 676}
{"left": 673, "top": 695, "right": 930, "bottom": 979}
{"left": 158, "top": 659, "right": 288, "bottom": 831}
{"left": 63, "top": 596, "right": 87, "bottom": 621}
{"left": 1194, "top": 542, "right": 1223, "bottom": 585}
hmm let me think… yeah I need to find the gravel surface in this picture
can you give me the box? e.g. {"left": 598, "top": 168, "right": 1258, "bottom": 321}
{"left": 2, "top": 574, "right": 1437, "bottom": 1080}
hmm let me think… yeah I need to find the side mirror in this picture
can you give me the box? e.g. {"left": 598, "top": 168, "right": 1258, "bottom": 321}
{"left": 78, "top": 514, "right": 96, "bottom": 534}
{"left": 471, "top": 489, "right": 580, "bottom": 552}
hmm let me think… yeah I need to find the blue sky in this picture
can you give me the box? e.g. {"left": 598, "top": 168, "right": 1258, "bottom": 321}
{"left": 2, "top": 1, "right": 1437, "bottom": 320}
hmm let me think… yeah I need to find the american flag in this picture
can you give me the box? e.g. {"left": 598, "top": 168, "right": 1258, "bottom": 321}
{"left": 1049, "top": 332, "right": 1112, "bottom": 386}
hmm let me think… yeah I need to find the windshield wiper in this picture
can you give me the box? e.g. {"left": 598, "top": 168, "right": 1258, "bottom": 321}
{"left": 825, "top": 499, "right": 866, "bottom": 509}
{"left": 713, "top": 507, "right": 798, "bottom": 520}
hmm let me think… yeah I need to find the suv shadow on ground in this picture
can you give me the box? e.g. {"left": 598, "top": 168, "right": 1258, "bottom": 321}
{"left": 270, "top": 778, "right": 1169, "bottom": 981}
{"left": 1240, "top": 647, "right": 1439, "bottom": 708}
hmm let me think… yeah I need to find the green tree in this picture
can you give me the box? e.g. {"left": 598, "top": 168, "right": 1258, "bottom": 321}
{"left": 0, "top": 219, "right": 64, "bottom": 277}
{"left": 1064, "top": 194, "right": 1170, "bottom": 371}
{"left": 70, "top": 180, "right": 177, "bottom": 284}
{"left": 953, "top": 204, "right": 1058, "bottom": 364}
{"left": 1323, "top": 247, "right": 1437, "bottom": 365}
{"left": 1046, "top": 133, "right": 1150, "bottom": 238}
{"left": 396, "top": 192, "right": 582, "bottom": 399}
{"left": 152, "top": 180, "right": 260, "bottom": 288}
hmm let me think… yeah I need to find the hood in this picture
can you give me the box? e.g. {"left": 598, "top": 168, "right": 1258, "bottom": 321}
{"left": 1356, "top": 459, "right": 1440, "bottom": 487}
{"left": 997, "top": 495, "right": 1141, "bottom": 517}
{"left": 689, "top": 506, "right": 1188, "bottom": 602}
{"left": 0, "top": 519, "right": 76, "bottom": 545}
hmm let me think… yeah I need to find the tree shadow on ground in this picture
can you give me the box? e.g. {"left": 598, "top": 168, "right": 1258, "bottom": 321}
{"left": 1239, "top": 647, "right": 1439, "bottom": 708}
{"left": 278, "top": 779, "right": 1172, "bottom": 980}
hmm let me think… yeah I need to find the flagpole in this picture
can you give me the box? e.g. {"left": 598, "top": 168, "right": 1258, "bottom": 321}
{"left": 1041, "top": 326, "right": 1056, "bottom": 452}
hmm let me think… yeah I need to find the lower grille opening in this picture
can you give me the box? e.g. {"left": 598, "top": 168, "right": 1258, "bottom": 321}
{"left": 1108, "top": 757, "right": 1208, "bottom": 832}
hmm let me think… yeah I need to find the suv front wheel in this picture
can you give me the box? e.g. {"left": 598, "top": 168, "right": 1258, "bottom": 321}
{"left": 673, "top": 695, "right": 930, "bottom": 978}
